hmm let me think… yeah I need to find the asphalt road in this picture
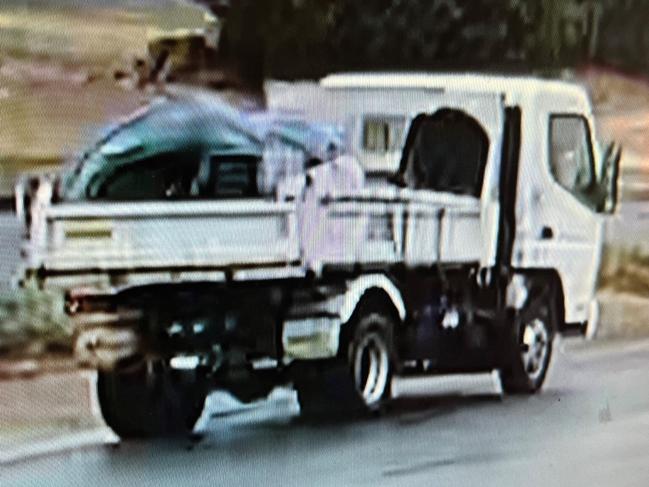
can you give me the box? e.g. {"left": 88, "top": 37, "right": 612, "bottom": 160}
{"left": 2, "top": 337, "right": 649, "bottom": 487}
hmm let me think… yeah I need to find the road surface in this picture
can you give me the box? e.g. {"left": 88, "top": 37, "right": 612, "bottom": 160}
{"left": 2, "top": 337, "right": 649, "bottom": 487}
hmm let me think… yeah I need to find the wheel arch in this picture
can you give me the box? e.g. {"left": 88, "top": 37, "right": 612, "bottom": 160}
{"left": 340, "top": 274, "right": 406, "bottom": 326}
{"left": 512, "top": 269, "right": 566, "bottom": 332}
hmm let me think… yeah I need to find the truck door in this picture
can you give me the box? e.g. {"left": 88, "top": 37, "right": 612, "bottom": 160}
{"left": 515, "top": 114, "right": 603, "bottom": 324}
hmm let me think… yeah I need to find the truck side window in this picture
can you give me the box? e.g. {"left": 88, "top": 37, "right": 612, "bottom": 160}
{"left": 363, "top": 116, "right": 406, "bottom": 153}
{"left": 95, "top": 153, "right": 198, "bottom": 201}
{"left": 549, "top": 115, "right": 595, "bottom": 201}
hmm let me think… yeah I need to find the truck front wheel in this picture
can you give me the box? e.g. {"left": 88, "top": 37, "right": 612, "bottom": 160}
{"left": 294, "top": 297, "right": 395, "bottom": 417}
{"left": 500, "top": 290, "right": 555, "bottom": 394}
{"left": 97, "top": 360, "right": 207, "bottom": 439}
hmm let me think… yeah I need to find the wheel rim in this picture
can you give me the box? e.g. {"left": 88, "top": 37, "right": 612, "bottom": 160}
{"left": 520, "top": 318, "right": 549, "bottom": 381}
{"left": 353, "top": 331, "right": 390, "bottom": 406}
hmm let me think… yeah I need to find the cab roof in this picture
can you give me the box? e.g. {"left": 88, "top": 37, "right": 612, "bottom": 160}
{"left": 320, "top": 72, "right": 590, "bottom": 107}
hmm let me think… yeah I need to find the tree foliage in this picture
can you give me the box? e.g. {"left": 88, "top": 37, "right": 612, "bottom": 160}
{"left": 209, "top": 0, "right": 649, "bottom": 82}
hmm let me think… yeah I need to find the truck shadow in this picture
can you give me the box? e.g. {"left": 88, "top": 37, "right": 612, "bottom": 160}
{"left": 385, "top": 394, "right": 503, "bottom": 426}
{"left": 106, "top": 391, "right": 520, "bottom": 460}
{"left": 202, "top": 388, "right": 504, "bottom": 433}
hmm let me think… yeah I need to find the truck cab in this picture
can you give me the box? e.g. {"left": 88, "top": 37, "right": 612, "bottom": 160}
{"left": 275, "top": 73, "right": 620, "bottom": 333}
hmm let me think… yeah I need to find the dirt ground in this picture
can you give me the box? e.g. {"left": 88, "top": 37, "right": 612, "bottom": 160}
{"left": 0, "top": 1, "right": 207, "bottom": 195}
{"left": 0, "top": 357, "right": 104, "bottom": 454}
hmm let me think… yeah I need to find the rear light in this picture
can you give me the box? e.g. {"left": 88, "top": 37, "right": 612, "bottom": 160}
{"left": 64, "top": 288, "right": 117, "bottom": 315}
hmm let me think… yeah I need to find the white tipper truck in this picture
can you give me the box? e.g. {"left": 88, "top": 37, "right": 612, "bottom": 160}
{"left": 14, "top": 74, "right": 620, "bottom": 438}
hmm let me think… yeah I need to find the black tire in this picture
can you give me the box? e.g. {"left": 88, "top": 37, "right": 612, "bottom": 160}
{"left": 294, "top": 297, "right": 396, "bottom": 418}
{"left": 500, "top": 291, "right": 555, "bottom": 394}
{"left": 97, "top": 361, "right": 207, "bottom": 439}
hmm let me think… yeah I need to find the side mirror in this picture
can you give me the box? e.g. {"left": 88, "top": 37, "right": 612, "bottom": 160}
{"left": 597, "top": 141, "right": 622, "bottom": 214}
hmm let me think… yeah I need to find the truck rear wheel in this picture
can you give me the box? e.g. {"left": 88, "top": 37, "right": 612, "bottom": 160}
{"left": 97, "top": 360, "right": 207, "bottom": 439}
{"left": 294, "top": 297, "right": 395, "bottom": 417}
{"left": 500, "top": 291, "right": 555, "bottom": 394}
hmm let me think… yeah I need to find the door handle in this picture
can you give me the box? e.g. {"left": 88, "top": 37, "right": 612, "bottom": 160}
{"left": 540, "top": 226, "right": 554, "bottom": 240}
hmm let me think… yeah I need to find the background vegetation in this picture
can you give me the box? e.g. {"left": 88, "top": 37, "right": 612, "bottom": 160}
{"left": 215, "top": 0, "right": 649, "bottom": 86}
